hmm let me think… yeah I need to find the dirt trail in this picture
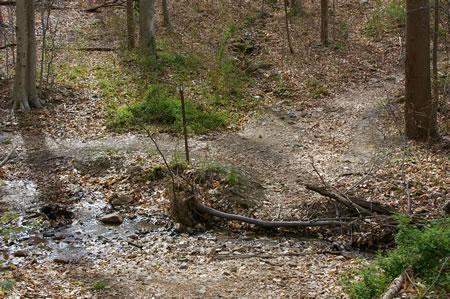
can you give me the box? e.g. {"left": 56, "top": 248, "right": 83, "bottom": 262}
{"left": 0, "top": 72, "right": 403, "bottom": 298}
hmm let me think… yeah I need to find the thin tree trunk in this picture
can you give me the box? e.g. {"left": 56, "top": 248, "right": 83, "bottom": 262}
{"left": 126, "top": 0, "right": 135, "bottom": 49}
{"left": 161, "top": 0, "right": 170, "bottom": 28}
{"left": 284, "top": 0, "right": 294, "bottom": 54}
{"left": 405, "top": 0, "right": 437, "bottom": 140}
{"left": 321, "top": 0, "right": 329, "bottom": 46}
{"left": 139, "top": 0, "right": 156, "bottom": 56}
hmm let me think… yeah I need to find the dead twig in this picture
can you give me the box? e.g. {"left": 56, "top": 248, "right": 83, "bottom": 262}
{"left": 381, "top": 99, "right": 412, "bottom": 215}
{"left": 0, "top": 43, "right": 15, "bottom": 49}
{"left": 0, "top": 144, "right": 17, "bottom": 167}
{"left": 421, "top": 257, "right": 449, "bottom": 298}
{"left": 310, "top": 156, "right": 329, "bottom": 188}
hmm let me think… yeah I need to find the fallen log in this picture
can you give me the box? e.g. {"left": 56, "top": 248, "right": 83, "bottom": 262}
{"left": 190, "top": 198, "right": 346, "bottom": 228}
{"left": 305, "top": 184, "right": 392, "bottom": 216}
{"left": 76, "top": 47, "right": 116, "bottom": 52}
{"left": 381, "top": 266, "right": 411, "bottom": 299}
{"left": 85, "top": 0, "right": 123, "bottom": 12}
{"left": 0, "top": 1, "right": 15, "bottom": 6}
{"left": 0, "top": 43, "right": 16, "bottom": 50}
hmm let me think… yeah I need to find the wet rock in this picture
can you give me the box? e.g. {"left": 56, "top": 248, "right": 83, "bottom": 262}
{"left": 41, "top": 204, "right": 73, "bottom": 220}
{"left": 13, "top": 250, "right": 29, "bottom": 257}
{"left": 110, "top": 194, "right": 133, "bottom": 207}
{"left": 100, "top": 212, "right": 123, "bottom": 224}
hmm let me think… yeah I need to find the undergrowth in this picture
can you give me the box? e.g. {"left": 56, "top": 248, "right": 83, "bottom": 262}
{"left": 365, "top": 0, "right": 406, "bottom": 37}
{"left": 103, "top": 19, "right": 253, "bottom": 134}
{"left": 340, "top": 215, "right": 449, "bottom": 298}
{"left": 106, "top": 85, "right": 224, "bottom": 134}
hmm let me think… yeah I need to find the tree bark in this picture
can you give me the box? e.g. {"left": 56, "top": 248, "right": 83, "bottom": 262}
{"left": 139, "top": 0, "right": 156, "bottom": 56}
{"left": 12, "top": 0, "right": 41, "bottom": 112}
{"left": 321, "top": 0, "right": 329, "bottom": 46}
{"left": 432, "top": 0, "right": 438, "bottom": 107}
{"left": 405, "top": 0, "right": 438, "bottom": 140}
{"left": 126, "top": 0, "right": 135, "bottom": 49}
{"left": 161, "top": 0, "right": 170, "bottom": 28}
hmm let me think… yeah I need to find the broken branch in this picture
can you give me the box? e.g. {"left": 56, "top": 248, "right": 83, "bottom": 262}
{"left": 0, "top": 144, "right": 17, "bottom": 167}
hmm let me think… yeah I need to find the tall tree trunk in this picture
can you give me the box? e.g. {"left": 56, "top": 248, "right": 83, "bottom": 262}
{"left": 405, "top": 0, "right": 438, "bottom": 140}
{"left": 321, "top": 0, "right": 329, "bottom": 46}
{"left": 139, "top": 0, "right": 156, "bottom": 56}
{"left": 126, "top": 0, "right": 135, "bottom": 49}
{"left": 432, "top": 0, "right": 438, "bottom": 105}
{"left": 162, "top": 0, "right": 170, "bottom": 28}
{"left": 12, "top": 0, "right": 41, "bottom": 112}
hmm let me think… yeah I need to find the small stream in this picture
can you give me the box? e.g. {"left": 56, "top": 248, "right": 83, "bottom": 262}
{"left": 1, "top": 179, "right": 363, "bottom": 269}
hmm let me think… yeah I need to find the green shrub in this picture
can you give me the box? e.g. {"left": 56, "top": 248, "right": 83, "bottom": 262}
{"left": 93, "top": 281, "right": 108, "bottom": 289}
{"left": 0, "top": 280, "right": 13, "bottom": 291}
{"left": 340, "top": 215, "right": 450, "bottom": 298}
{"left": 107, "top": 85, "right": 225, "bottom": 134}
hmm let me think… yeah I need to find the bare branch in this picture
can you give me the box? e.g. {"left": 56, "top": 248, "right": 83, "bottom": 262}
{"left": 0, "top": 144, "right": 17, "bottom": 167}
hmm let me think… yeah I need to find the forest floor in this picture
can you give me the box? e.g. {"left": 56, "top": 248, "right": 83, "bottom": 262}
{"left": 0, "top": 0, "right": 448, "bottom": 298}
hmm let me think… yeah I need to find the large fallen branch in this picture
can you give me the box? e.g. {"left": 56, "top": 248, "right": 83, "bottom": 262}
{"left": 381, "top": 266, "right": 411, "bottom": 299}
{"left": 190, "top": 197, "right": 347, "bottom": 228}
{"left": 0, "top": 1, "right": 15, "bottom": 6}
{"left": 0, "top": 43, "right": 16, "bottom": 50}
{"left": 305, "top": 184, "right": 392, "bottom": 216}
{"left": 85, "top": 0, "right": 123, "bottom": 12}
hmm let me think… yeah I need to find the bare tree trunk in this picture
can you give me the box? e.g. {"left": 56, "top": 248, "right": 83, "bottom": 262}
{"left": 161, "top": 0, "right": 170, "bottom": 28}
{"left": 283, "top": 0, "right": 294, "bottom": 54}
{"left": 12, "top": 0, "right": 41, "bottom": 112}
{"left": 432, "top": 0, "right": 439, "bottom": 106}
{"left": 139, "top": 0, "right": 156, "bottom": 56}
{"left": 126, "top": 0, "right": 135, "bottom": 49}
{"left": 321, "top": 0, "right": 329, "bottom": 46}
{"left": 405, "top": 0, "right": 438, "bottom": 140}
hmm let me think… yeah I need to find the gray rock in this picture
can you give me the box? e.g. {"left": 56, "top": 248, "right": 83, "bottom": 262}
{"left": 179, "top": 262, "right": 188, "bottom": 269}
{"left": 111, "top": 194, "right": 133, "bottom": 207}
{"left": 100, "top": 212, "right": 123, "bottom": 224}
